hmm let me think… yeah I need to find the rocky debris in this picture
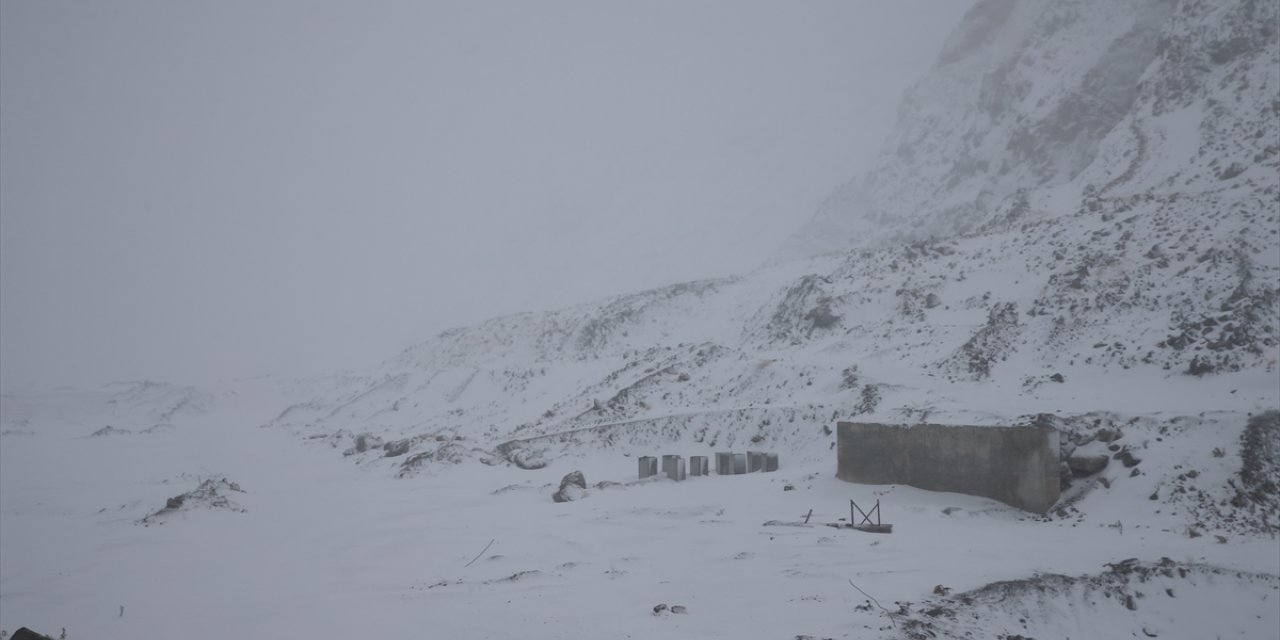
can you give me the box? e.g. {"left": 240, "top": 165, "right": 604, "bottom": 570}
{"left": 382, "top": 438, "right": 415, "bottom": 458}
{"left": 89, "top": 425, "right": 132, "bottom": 437}
{"left": 484, "top": 570, "right": 541, "bottom": 585}
{"left": 941, "top": 302, "right": 1021, "bottom": 380}
{"left": 1068, "top": 453, "right": 1110, "bottom": 476}
{"left": 397, "top": 442, "right": 485, "bottom": 478}
{"left": 652, "top": 603, "right": 668, "bottom": 615}
{"left": 494, "top": 441, "right": 549, "bottom": 470}
{"left": 552, "top": 470, "right": 588, "bottom": 503}
{"left": 853, "top": 384, "right": 882, "bottom": 415}
{"left": 1231, "top": 411, "right": 1280, "bottom": 516}
{"left": 1115, "top": 449, "right": 1142, "bottom": 468}
{"left": 758, "top": 275, "right": 842, "bottom": 344}
{"left": 139, "top": 477, "right": 246, "bottom": 525}
{"left": 353, "top": 432, "right": 383, "bottom": 453}
{"left": 1096, "top": 428, "right": 1123, "bottom": 443}
{"left": 1175, "top": 411, "right": 1280, "bottom": 535}
{"left": 894, "top": 559, "right": 1280, "bottom": 640}
{"left": 652, "top": 603, "right": 687, "bottom": 615}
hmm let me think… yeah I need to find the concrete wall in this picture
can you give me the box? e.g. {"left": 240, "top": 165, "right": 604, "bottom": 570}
{"left": 836, "top": 422, "right": 1059, "bottom": 514}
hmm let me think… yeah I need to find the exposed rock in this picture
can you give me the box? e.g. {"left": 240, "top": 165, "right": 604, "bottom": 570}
{"left": 355, "top": 433, "right": 383, "bottom": 453}
{"left": 383, "top": 438, "right": 414, "bottom": 458}
{"left": 942, "top": 302, "right": 1021, "bottom": 380}
{"left": 553, "top": 470, "right": 588, "bottom": 503}
{"left": 560, "top": 470, "right": 586, "bottom": 490}
{"left": 1068, "top": 454, "right": 1110, "bottom": 476}
{"left": 90, "top": 425, "right": 132, "bottom": 437}
{"left": 1115, "top": 449, "right": 1142, "bottom": 468}
{"left": 139, "top": 477, "right": 246, "bottom": 525}
{"left": 1095, "top": 428, "right": 1123, "bottom": 443}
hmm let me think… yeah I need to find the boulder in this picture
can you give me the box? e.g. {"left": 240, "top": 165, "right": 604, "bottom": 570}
{"left": 1068, "top": 453, "right": 1110, "bottom": 476}
{"left": 383, "top": 439, "right": 413, "bottom": 458}
{"left": 1095, "top": 428, "right": 1123, "bottom": 443}
{"left": 12, "top": 628, "right": 55, "bottom": 640}
{"left": 552, "top": 470, "right": 588, "bottom": 503}
{"left": 1115, "top": 449, "right": 1142, "bottom": 468}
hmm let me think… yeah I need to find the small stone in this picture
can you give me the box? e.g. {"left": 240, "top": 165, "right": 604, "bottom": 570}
{"left": 670, "top": 605, "right": 687, "bottom": 614}
{"left": 653, "top": 603, "right": 668, "bottom": 614}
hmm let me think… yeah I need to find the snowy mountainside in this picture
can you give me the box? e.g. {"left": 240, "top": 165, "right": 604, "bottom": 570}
{"left": 786, "top": 0, "right": 1277, "bottom": 254}
{"left": 3, "top": 3, "right": 1279, "bottom": 637}
{"left": 266, "top": 0, "right": 1277, "bottom": 488}
{"left": 0, "top": 380, "right": 212, "bottom": 437}
{"left": 265, "top": 209, "right": 1276, "bottom": 481}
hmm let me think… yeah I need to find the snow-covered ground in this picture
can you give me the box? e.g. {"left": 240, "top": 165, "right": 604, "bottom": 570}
{"left": 1, "top": 381, "right": 1276, "bottom": 639}
{"left": 4, "top": 1, "right": 1278, "bottom": 637}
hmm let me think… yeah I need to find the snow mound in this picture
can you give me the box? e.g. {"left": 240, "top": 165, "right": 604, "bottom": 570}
{"left": 138, "top": 477, "right": 246, "bottom": 525}
{"left": 897, "top": 558, "right": 1280, "bottom": 640}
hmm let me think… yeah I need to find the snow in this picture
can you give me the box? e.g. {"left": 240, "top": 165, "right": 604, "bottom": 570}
{"left": 1, "top": 381, "right": 1277, "bottom": 639}
{"left": 3, "top": 0, "right": 1279, "bottom": 637}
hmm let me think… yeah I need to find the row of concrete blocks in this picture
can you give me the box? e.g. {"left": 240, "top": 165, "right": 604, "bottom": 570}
{"left": 638, "top": 451, "right": 779, "bottom": 481}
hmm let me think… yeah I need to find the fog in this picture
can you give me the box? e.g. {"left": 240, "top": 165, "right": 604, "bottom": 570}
{"left": 0, "top": 1, "right": 972, "bottom": 390}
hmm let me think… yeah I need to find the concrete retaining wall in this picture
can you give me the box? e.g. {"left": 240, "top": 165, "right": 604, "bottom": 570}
{"left": 836, "top": 422, "right": 1059, "bottom": 514}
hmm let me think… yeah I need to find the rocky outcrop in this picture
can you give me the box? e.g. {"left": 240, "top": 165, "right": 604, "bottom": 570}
{"left": 552, "top": 470, "right": 588, "bottom": 503}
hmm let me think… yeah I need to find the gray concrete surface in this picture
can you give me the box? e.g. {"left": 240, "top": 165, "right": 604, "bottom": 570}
{"left": 638, "top": 456, "right": 657, "bottom": 479}
{"left": 764, "top": 453, "right": 779, "bottom": 472}
{"left": 689, "top": 455, "right": 709, "bottom": 476}
{"left": 715, "top": 452, "right": 733, "bottom": 475}
{"left": 665, "top": 456, "right": 687, "bottom": 481}
{"left": 836, "top": 422, "right": 1059, "bottom": 514}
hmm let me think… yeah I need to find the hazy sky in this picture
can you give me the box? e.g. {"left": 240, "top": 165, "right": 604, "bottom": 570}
{"left": 1, "top": 1, "right": 972, "bottom": 390}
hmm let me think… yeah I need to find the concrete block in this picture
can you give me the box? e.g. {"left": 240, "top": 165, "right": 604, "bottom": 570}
{"left": 747, "top": 451, "right": 765, "bottom": 472}
{"left": 665, "top": 456, "right": 686, "bottom": 481}
{"left": 764, "top": 453, "right": 779, "bottom": 472}
{"left": 661, "top": 455, "right": 679, "bottom": 476}
{"left": 732, "top": 453, "right": 747, "bottom": 474}
{"left": 638, "top": 456, "right": 658, "bottom": 479}
{"left": 689, "top": 456, "right": 709, "bottom": 476}
{"left": 836, "top": 421, "right": 1059, "bottom": 514}
{"left": 715, "top": 452, "right": 734, "bottom": 475}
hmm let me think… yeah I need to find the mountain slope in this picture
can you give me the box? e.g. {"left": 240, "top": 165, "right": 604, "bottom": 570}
{"left": 3, "top": 3, "right": 1279, "bottom": 638}
{"left": 785, "top": 0, "right": 1278, "bottom": 254}
{"left": 259, "top": 0, "right": 1277, "bottom": 495}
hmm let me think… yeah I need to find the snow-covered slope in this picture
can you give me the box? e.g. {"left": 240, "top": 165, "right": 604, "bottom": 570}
{"left": 2, "top": 1, "right": 1278, "bottom": 638}
{"left": 254, "top": 0, "right": 1278, "bottom": 481}
{"left": 787, "top": 0, "right": 1277, "bottom": 254}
